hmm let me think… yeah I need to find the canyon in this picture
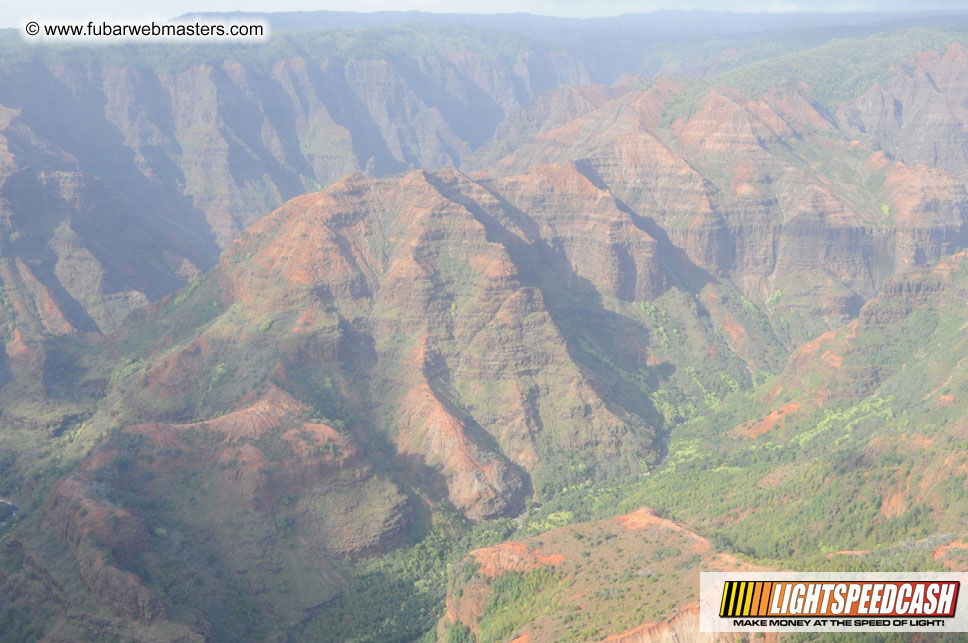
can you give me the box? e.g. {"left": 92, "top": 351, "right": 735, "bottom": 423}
{"left": 3, "top": 11, "right": 968, "bottom": 642}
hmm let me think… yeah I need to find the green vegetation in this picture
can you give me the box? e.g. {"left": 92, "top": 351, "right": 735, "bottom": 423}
{"left": 0, "top": 605, "right": 44, "bottom": 642}
{"left": 0, "top": 285, "right": 16, "bottom": 333}
{"left": 0, "top": 502, "right": 15, "bottom": 524}
{"left": 33, "top": 237, "right": 966, "bottom": 640}
{"left": 5, "top": 12, "right": 968, "bottom": 642}
{"left": 663, "top": 24, "right": 968, "bottom": 125}
{"left": 722, "top": 25, "right": 968, "bottom": 107}
{"left": 518, "top": 256, "right": 968, "bottom": 565}
{"left": 296, "top": 512, "right": 515, "bottom": 642}
{"left": 477, "top": 567, "right": 563, "bottom": 642}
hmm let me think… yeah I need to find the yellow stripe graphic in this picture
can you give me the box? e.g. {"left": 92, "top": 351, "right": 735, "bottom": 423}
{"left": 720, "top": 581, "right": 777, "bottom": 617}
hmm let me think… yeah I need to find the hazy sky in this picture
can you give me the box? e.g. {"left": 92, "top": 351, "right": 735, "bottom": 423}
{"left": 6, "top": 0, "right": 967, "bottom": 28}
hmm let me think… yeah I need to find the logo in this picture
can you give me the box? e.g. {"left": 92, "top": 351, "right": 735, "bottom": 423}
{"left": 701, "top": 573, "right": 968, "bottom": 633}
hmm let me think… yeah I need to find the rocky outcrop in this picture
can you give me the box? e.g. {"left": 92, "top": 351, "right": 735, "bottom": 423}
{"left": 0, "top": 35, "right": 590, "bottom": 359}
{"left": 0, "top": 91, "right": 215, "bottom": 333}
{"left": 494, "top": 161, "right": 668, "bottom": 300}
{"left": 600, "top": 604, "right": 779, "bottom": 643}
{"left": 127, "top": 91, "right": 968, "bottom": 522}
{"left": 765, "top": 248, "right": 968, "bottom": 412}
{"left": 41, "top": 384, "right": 410, "bottom": 632}
{"left": 601, "top": 605, "right": 704, "bottom": 643}
{"left": 0, "top": 540, "right": 70, "bottom": 617}
{"left": 489, "top": 76, "right": 968, "bottom": 333}
{"left": 839, "top": 43, "right": 968, "bottom": 182}
{"left": 859, "top": 258, "right": 955, "bottom": 326}
{"left": 468, "top": 83, "right": 619, "bottom": 169}
{"left": 165, "top": 167, "right": 666, "bottom": 519}
{"left": 444, "top": 507, "right": 768, "bottom": 642}
{"left": 44, "top": 475, "right": 165, "bottom": 622}
{"left": 117, "top": 387, "right": 410, "bottom": 557}
{"left": 884, "top": 162, "right": 968, "bottom": 271}
{"left": 395, "top": 383, "right": 527, "bottom": 521}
